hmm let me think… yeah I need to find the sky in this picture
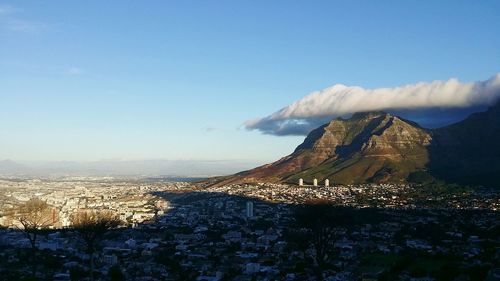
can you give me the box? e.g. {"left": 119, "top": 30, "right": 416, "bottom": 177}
{"left": 1, "top": 1, "right": 500, "bottom": 169}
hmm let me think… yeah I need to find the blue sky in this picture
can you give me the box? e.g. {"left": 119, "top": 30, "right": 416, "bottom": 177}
{"left": 1, "top": 1, "right": 499, "bottom": 166}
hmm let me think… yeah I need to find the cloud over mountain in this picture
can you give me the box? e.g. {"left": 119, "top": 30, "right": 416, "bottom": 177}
{"left": 245, "top": 73, "right": 500, "bottom": 136}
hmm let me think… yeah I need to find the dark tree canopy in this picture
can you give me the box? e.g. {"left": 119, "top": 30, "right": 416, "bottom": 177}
{"left": 71, "top": 210, "right": 122, "bottom": 252}
{"left": 71, "top": 210, "right": 122, "bottom": 281}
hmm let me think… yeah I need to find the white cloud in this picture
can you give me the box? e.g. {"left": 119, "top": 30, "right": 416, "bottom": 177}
{"left": 246, "top": 73, "right": 500, "bottom": 135}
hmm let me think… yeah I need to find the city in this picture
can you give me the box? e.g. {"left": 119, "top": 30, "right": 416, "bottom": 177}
{"left": 2, "top": 1, "right": 500, "bottom": 280}
{"left": 0, "top": 177, "right": 499, "bottom": 280}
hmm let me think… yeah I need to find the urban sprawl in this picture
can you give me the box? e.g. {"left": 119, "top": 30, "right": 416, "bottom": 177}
{"left": 0, "top": 177, "right": 499, "bottom": 281}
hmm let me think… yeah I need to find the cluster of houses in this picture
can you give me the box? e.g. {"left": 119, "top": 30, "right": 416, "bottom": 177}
{"left": 0, "top": 177, "right": 499, "bottom": 280}
{"left": 0, "top": 178, "right": 186, "bottom": 228}
{"left": 1, "top": 183, "right": 499, "bottom": 280}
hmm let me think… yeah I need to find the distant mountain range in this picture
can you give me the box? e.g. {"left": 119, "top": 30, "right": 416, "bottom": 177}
{"left": 0, "top": 159, "right": 260, "bottom": 178}
{"left": 0, "top": 159, "right": 27, "bottom": 174}
{"left": 219, "top": 103, "right": 500, "bottom": 187}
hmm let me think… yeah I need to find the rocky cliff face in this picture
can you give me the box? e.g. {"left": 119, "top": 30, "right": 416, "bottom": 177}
{"left": 221, "top": 112, "right": 431, "bottom": 185}
{"left": 217, "top": 104, "right": 500, "bottom": 187}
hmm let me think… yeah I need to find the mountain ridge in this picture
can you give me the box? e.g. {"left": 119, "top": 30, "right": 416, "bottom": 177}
{"left": 217, "top": 103, "right": 500, "bottom": 187}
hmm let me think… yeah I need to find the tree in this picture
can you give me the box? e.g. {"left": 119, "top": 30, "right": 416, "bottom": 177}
{"left": 71, "top": 210, "right": 122, "bottom": 281}
{"left": 15, "top": 198, "right": 53, "bottom": 275}
{"left": 294, "top": 202, "right": 352, "bottom": 263}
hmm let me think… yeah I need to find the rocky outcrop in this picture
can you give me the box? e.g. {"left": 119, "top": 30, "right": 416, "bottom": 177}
{"left": 219, "top": 112, "right": 431, "bottom": 185}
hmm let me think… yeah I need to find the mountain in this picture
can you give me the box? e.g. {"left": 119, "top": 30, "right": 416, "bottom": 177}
{"left": 429, "top": 102, "right": 500, "bottom": 186}
{"left": 219, "top": 104, "right": 500, "bottom": 187}
{"left": 0, "top": 159, "right": 29, "bottom": 174}
{"left": 0, "top": 159, "right": 259, "bottom": 177}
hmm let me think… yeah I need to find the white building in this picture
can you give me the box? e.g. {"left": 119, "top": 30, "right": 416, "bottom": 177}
{"left": 246, "top": 201, "right": 254, "bottom": 218}
{"left": 313, "top": 179, "right": 318, "bottom": 187}
{"left": 325, "top": 179, "right": 329, "bottom": 187}
{"left": 298, "top": 178, "right": 303, "bottom": 186}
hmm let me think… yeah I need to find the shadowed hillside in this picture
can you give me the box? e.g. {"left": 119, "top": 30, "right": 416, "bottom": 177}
{"left": 429, "top": 102, "right": 500, "bottom": 186}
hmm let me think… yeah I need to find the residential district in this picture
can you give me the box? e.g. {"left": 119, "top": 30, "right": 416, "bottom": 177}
{"left": 0, "top": 176, "right": 499, "bottom": 281}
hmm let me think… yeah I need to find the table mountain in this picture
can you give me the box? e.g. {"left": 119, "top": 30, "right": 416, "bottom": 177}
{"left": 218, "top": 103, "right": 500, "bottom": 187}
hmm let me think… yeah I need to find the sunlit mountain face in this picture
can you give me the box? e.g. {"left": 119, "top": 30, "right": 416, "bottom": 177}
{"left": 221, "top": 103, "right": 500, "bottom": 188}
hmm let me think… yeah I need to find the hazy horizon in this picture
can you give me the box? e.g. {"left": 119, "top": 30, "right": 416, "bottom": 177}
{"left": 0, "top": 158, "right": 266, "bottom": 177}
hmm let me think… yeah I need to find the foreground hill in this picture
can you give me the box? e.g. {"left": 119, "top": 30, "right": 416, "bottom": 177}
{"left": 218, "top": 103, "right": 500, "bottom": 187}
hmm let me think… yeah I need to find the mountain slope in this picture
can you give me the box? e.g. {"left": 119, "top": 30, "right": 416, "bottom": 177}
{"left": 429, "top": 102, "right": 500, "bottom": 186}
{"left": 219, "top": 103, "right": 500, "bottom": 187}
{"left": 222, "top": 112, "right": 432, "bottom": 185}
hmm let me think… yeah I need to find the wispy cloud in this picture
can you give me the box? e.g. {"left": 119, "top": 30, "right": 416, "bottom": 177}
{"left": 4, "top": 19, "right": 47, "bottom": 32}
{"left": 202, "top": 126, "right": 217, "bottom": 133}
{"left": 0, "top": 4, "right": 48, "bottom": 33}
{"left": 66, "top": 67, "right": 84, "bottom": 76}
{"left": 245, "top": 73, "right": 500, "bottom": 135}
